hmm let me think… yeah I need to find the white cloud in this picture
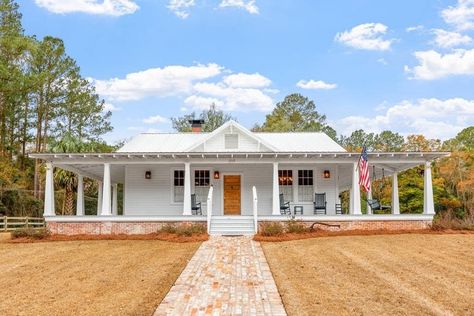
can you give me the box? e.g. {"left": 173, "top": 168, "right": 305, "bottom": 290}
{"left": 406, "top": 25, "right": 424, "bottom": 32}
{"left": 223, "top": 73, "right": 271, "bottom": 88}
{"left": 34, "top": 0, "right": 138, "bottom": 16}
{"left": 92, "top": 63, "right": 223, "bottom": 101}
{"left": 143, "top": 115, "right": 169, "bottom": 124}
{"left": 102, "top": 103, "right": 121, "bottom": 112}
{"left": 191, "top": 81, "right": 273, "bottom": 112}
{"left": 405, "top": 49, "right": 474, "bottom": 79}
{"left": 432, "top": 29, "right": 472, "bottom": 48}
{"left": 377, "top": 58, "right": 388, "bottom": 65}
{"left": 296, "top": 80, "right": 337, "bottom": 90}
{"left": 337, "top": 98, "right": 474, "bottom": 139}
{"left": 184, "top": 96, "right": 225, "bottom": 109}
{"left": 219, "top": 0, "right": 259, "bottom": 14}
{"left": 441, "top": 0, "right": 474, "bottom": 31}
{"left": 335, "top": 23, "right": 394, "bottom": 51}
{"left": 167, "top": 0, "right": 195, "bottom": 19}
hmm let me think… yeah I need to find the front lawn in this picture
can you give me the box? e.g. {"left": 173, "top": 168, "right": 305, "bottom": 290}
{"left": 262, "top": 234, "right": 474, "bottom": 316}
{"left": 0, "top": 239, "right": 201, "bottom": 316}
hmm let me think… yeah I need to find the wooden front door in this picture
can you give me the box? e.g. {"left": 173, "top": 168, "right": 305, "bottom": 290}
{"left": 224, "top": 175, "right": 241, "bottom": 215}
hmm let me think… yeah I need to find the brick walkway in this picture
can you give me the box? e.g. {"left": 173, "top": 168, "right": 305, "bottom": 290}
{"left": 154, "top": 236, "right": 287, "bottom": 316}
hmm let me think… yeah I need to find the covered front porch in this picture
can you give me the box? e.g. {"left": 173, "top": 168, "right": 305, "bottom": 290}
{"left": 31, "top": 151, "right": 448, "bottom": 234}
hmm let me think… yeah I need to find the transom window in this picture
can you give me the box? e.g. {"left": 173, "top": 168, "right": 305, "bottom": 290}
{"left": 279, "top": 170, "right": 293, "bottom": 202}
{"left": 298, "top": 170, "right": 314, "bottom": 202}
{"left": 173, "top": 170, "right": 184, "bottom": 202}
{"left": 194, "top": 170, "right": 210, "bottom": 203}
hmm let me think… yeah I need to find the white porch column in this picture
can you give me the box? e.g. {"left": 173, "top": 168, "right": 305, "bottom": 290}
{"left": 112, "top": 184, "right": 118, "bottom": 216}
{"left": 349, "top": 188, "right": 353, "bottom": 214}
{"left": 366, "top": 188, "right": 373, "bottom": 215}
{"left": 101, "top": 163, "right": 112, "bottom": 216}
{"left": 272, "top": 162, "right": 280, "bottom": 215}
{"left": 335, "top": 165, "right": 340, "bottom": 204}
{"left": 43, "top": 162, "right": 55, "bottom": 216}
{"left": 392, "top": 172, "right": 400, "bottom": 214}
{"left": 97, "top": 181, "right": 103, "bottom": 215}
{"left": 423, "top": 161, "right": 435, "bottom": 215}
{"left": 351, "top": 162, "right": 362, "bottom": 215}
{"left": 183, "top": 162, "right": 192, "bottom": 215}
{"left": 76, "top": 174, "right": 84, "bottom": 216}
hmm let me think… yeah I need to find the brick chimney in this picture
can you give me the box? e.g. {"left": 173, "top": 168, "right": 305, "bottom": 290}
{"left": 189, "top": 119, "right": 205, "bottom": 133}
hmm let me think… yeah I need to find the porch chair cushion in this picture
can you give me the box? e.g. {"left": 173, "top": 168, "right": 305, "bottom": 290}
{"left": 279, "top": 193, "right": 291, "bottom": 215}
{"left": 313, "top": 193, "right": 327, "bottom": 215}
{"left": 191, "top": 194, "right": 202, "bottom": 215}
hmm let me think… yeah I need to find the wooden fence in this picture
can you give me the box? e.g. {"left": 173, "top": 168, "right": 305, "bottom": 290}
{"left": 0, "top": 217, "right": 45, "bottom": 231}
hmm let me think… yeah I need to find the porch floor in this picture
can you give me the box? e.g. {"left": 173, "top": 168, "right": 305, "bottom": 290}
{"left": 154, "top": 236, "right": 286, "bottom": 316}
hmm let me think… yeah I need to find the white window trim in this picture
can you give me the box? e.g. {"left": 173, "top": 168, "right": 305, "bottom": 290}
{"left": 297, "top": 169, "right": 315, "bottom": 203}
{"left": 193, "top": 168, "right": 212, "bottom": 205}
{"left": 170, "top": 168, "right": 184, "bottom": 205}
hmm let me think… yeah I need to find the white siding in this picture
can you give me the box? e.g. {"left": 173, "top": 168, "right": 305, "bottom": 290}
{"left": 124, "top": 163, "right": 344, "bottom": 216}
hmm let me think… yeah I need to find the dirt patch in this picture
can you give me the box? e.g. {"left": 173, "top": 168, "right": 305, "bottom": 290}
{"left": 262, "top": 234, "right": 474, "bottom": 316}
{"left": 0, "top": 232, "right": 11, "bottom": 241}
{"left": 8, "top": 232, "right": 209, "bottom": 243}
{"left": 254, "top": 228, "right": 474, "bottom": 242}
{"left": 0, "top": 239, "right": 201, "bottom": 316}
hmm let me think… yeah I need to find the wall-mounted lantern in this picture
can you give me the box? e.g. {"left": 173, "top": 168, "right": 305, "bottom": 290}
{"left": 323, "top": 170, "right": 331, "bottom": 179}
{"left": 145, "top": 171, "right": 152, "bottom": 179}
{"left": 214, "top": 171, "right": 220, "bottom": 180}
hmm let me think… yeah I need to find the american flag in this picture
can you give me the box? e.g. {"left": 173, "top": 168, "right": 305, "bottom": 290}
{"left": 358, "top": 146, "right": 371, "bottom": 192}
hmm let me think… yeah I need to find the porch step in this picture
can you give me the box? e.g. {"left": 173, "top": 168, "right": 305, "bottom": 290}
{"left": 210, "top": 216, "right": 255, "bottom": 236}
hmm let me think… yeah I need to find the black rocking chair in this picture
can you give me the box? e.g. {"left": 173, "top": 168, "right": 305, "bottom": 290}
{"left": 191, "top": 194, "right": 202, "bottom": 215}
{"left": 279, "top": 193, "right": 291, "bottom": 215}
{"left": 313, "top": 193, "right": 327, "bottom": 215}
{"left": 367, "top": 199, "right": 391, "bottom": 213}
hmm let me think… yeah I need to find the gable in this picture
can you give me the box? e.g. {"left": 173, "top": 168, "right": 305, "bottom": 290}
{"left": 189, "top": 123, "right": 273, "bottom": 152}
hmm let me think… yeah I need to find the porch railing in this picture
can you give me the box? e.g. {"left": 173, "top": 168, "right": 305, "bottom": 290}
{"left": 1, "top": 216, "right": 45, "bottom": 231}
{"left": 206, "top": 186, "right": 214, "bottom": 234}
{"left": 252, "top": 186, "right": 258, "bottom": 234}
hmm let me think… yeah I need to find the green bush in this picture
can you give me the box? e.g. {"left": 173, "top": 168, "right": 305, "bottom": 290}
{"left": 259, "top": 222, "right": 284, "bottom": 236}
{"left": 11, "top": 228, "right": 50, "bottom": 239}
{"left": 159, "top": 223, "right": 206, "bottom": 236}
{"left": 0, "top": 190, "right": 43, "bottom": 217}
{"left": 286, "top": 220, "right": 307, "bottom": 234}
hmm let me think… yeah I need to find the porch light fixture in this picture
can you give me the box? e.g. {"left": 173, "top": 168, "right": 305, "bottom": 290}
{"left": 213, "top": 171, "right": 220, "bottom": 180}
{"left": 145, "top": 171, "right": 152, "bottom": 179}
{"left": 323, "top": 170, "right": 331, "bottom": 179}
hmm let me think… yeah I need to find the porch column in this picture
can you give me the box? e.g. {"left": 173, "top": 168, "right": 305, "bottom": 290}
{"left": 391, "top": 172, "right": 400, "bottom": 214}
{"left": 351, "top": 162, "right": 362, "bottom": 215}
{"left": 335, "top": 165, "right": 340, "bottom": 204}
{"left": 272, "top": 162, "right": 280, "bottom": 215}
{"left": 43, "top": 162, "right": 55, "bottom": 216}
{"left": 183, "top": 162, "right": 192, "bottom": 215}
{"left": 366, "top": 188, "right": 373, "bottom": 215}
{"left": 76, "top": 174, "right": 84, "bottom": 216}
{"left": 112, "top": 184, "right": 118, "bottom": 215}
{"left": 97, "top": 181, "right": 103, "bottom": 215}
{"left": 101, "top": 163, "right": 112, "bottom": 216}
{"left": 423, "top": 161, "right": 435, "bottom": 215}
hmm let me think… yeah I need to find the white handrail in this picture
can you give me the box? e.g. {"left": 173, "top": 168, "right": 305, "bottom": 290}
{"left": 252, "top": 186, "right": 258, "bottom": 234}
{"left": 206, "top": 186, "right": 214, "bottom": 234}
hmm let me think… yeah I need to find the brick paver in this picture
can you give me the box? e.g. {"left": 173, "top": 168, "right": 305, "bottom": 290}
{"left": 154, "top": 236, "right": 287, "bottom": 316}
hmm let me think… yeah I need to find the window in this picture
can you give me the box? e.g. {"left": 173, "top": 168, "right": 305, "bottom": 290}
{"left": 298, "top": 170, "right": 313, "bottom": 202}
{"left": 279, "top": 170, "right": 293, "bottom": 202}
{"left": 225, "top": 134, "right": 238, "bottom": 149}
{"left": 173, "top": 170, "right": 184, "bottom": 202}
{"left": 194, "top": 170, "right": 210, "bottom": 202}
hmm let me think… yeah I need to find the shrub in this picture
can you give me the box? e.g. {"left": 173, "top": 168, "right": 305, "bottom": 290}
{"left": 159, "top": 223, "right": 178, "bottom": 234}
{"left": 259, "top": 222, "right": 284, "bottom": 236}
{"left": 286, "top": 220, "right": 307, "bottom": 234}
{"left": 11, "top": 228, "right": 50, "bottom": 239}
{"left": 159, "top": 223, "right": 206, "bottom": 236}
{"left": 432, "top": 210, "right": 474, "bottom": 231}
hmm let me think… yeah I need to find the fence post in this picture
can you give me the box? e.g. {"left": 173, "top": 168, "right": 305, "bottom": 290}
{"left": 3, "top": 216, "right": 6, "bottom": 232}
{"left": 26, "top": 217, "right": 29, "bottom": 229}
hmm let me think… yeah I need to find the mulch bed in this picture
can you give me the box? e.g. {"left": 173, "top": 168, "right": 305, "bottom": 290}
{"left": 8, "top": 232, "right": 209, "bottom": 243}
{"left": 254, "top": 229, "right": 474, "bottom": 242}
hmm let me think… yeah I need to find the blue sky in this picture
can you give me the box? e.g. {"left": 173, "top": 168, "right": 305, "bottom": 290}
{"left": 21, "top": 0, "right": 474, "bottom": 143}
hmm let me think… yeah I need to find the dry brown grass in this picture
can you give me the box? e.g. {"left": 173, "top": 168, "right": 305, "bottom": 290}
{"left": 262, "top": 234, "right": 474, "bottom": 316}
{"left": 0, "top": 239, "right": 201, "bottom": 316}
